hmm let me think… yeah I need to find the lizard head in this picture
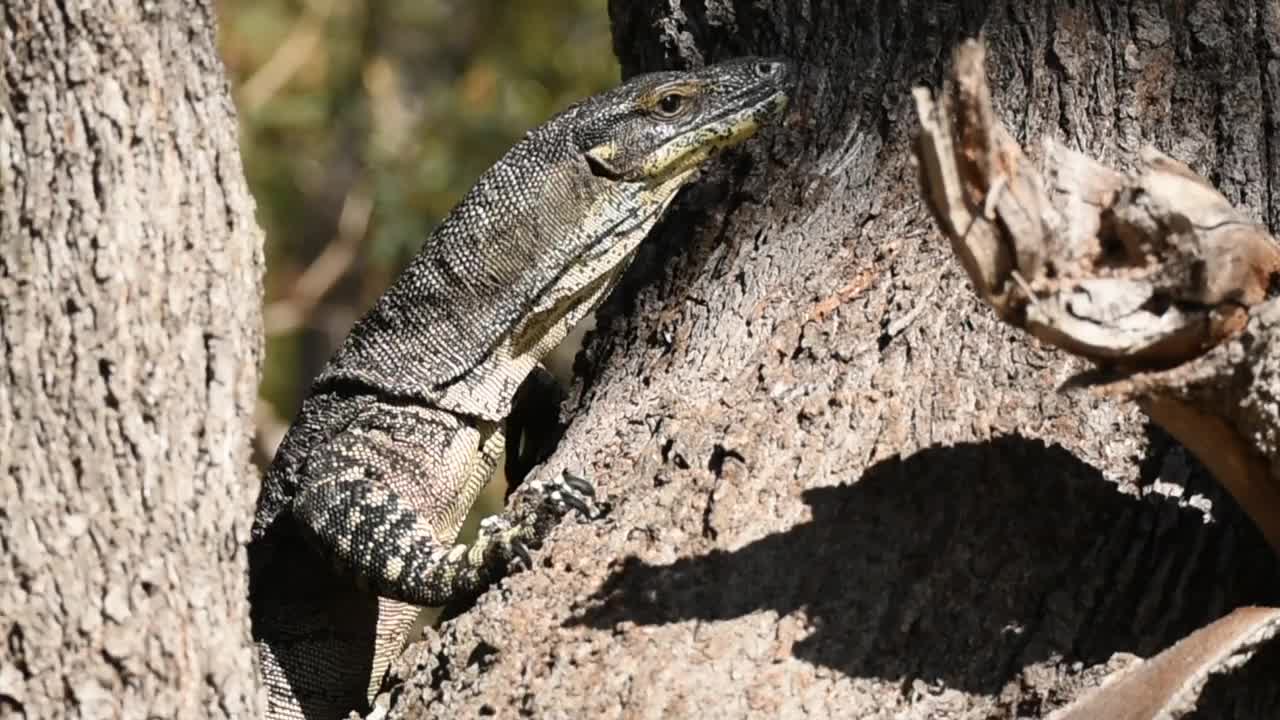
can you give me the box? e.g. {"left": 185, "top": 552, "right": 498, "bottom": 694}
{"left": 576, "top": 57, "right": 793, "bottom": 186}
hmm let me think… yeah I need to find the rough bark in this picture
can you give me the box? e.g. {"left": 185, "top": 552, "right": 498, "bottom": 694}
{"left": 388, "top": 2, "right": 1280, "bottom": 718}
{"left": 1, "top": 1, "right": 264, "bottom": 717}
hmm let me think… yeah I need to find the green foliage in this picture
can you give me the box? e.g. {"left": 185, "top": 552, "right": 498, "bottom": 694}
{"left": 217, "top": 0, "right": 618, "bottom": 416}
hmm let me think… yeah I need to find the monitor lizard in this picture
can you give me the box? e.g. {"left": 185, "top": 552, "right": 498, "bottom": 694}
{"left": 248, "top": 56, "right": 792, "bottom": 720}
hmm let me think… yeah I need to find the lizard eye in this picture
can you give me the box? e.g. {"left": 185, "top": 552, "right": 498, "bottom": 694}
{"left": 654, "top": 92, "right": 688, "bottom": 118}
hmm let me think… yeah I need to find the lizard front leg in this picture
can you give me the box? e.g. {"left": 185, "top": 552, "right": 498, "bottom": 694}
{"left": 273, "top": 402, "right": 596, "bottom": 717}
{"left": 292, "top": 404, "right": 596, "bottom": 609}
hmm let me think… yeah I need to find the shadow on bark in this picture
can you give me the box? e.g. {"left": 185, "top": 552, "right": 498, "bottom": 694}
{"left": 569, "top": 434, "right": 1279, "bottom": 695}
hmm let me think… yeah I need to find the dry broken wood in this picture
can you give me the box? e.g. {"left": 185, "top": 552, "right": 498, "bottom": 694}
{"left": 914, "top": 39, "right": 1280, "bottom": 720}
{"left": 1048, "top": 606, "right": 1280, "bottom": 720}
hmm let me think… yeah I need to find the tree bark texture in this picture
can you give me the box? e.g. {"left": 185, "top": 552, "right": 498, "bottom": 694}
{"left": 1, "top": 1, "right": 264, "bottom": 717}
{"left": 383, "top": 2, "right": 1280, "bottom": 718}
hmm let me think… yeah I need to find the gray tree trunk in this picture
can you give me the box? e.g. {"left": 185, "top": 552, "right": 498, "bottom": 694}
{"left": 387, "top": 1, "right": 1280, "bottom": 717}
{"left": 0, "top": 1, "right": 264, "bottom": 717}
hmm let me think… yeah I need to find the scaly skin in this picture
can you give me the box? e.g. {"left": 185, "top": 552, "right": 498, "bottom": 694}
{"left": 248, "top": 57, "right": 792, "bottom": 719}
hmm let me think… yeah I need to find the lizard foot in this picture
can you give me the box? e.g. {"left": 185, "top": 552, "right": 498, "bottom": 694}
{"left": 526, "top": 469, "right": 605, "bottom": 521}
{"left": 436, "top": 472, "right": 608, "bottom": 621}
{"left": 474, "top": 514, "right": 533, "bottom": 569}
{"left": 502, "top": 469, "right": 607, "bottom": 557}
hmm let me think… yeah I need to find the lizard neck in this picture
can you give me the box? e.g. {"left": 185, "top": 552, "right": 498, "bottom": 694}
{"left": 311, "top": 138, "right": 679, "bottom": 420}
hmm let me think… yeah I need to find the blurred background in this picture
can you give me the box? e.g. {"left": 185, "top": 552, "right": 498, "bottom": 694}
{"left": 216, "top": 0, "right": 619, "bottom": 461}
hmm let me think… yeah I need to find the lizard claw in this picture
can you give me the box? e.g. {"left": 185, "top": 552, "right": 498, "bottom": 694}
{"left": 554, "top": 487, "right": 593, "bottom": 517}
{"left": 547, "top": 469, "right": 604, "bottom": 520}
{"left": 477, "top": 515, "right": 535, "bottom": 571}
{"left": 561, "top": 470, "right": 595, "bottom": 497}
{"left": 511, "top": 538, "right": 533, "bottom": 569}
{"left": 477, "top": 514, "right": 514, "bottom": 537}
{"left": 524, "top": 471, "right": 601, "bottom": 517}
{"left": 497, "top": 469, "right": 607, "bottom": 560}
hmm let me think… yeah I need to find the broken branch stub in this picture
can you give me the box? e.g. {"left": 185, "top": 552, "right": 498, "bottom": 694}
{"left": 913, "top": 42, "right": 1280, "bottom": 371}
{"left": 912, "top": 39, "right": 1280, "bottom": 556}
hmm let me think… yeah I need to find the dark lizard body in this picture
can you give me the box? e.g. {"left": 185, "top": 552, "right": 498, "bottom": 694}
{"left": 249, "top": 57, "right": 792, "bottom": 719}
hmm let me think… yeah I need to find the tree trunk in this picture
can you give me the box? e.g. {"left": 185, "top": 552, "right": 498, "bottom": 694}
{"left": 1, "top": 1, "right": 264, "bottom": 717}
{"left": 385, "top": 1, "right": 1280, "bottom": 717}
